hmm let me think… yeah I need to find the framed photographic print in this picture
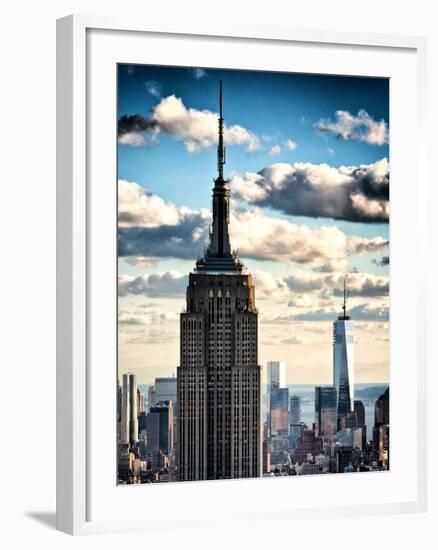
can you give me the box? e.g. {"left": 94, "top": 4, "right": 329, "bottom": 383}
{"left": 56, "top": 16, "right": 427, "bottom": 535}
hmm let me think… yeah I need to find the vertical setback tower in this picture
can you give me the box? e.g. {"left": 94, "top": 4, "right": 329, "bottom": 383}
{"left": 177, "top": 82, "right": 262, "bottom": 481}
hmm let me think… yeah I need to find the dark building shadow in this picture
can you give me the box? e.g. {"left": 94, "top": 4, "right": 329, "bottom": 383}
{"left": 25, "top": 511, "right": 57, "bottom": 530}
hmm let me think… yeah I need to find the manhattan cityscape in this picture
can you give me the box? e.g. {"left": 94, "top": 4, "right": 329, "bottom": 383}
{"left": 117, "top": 65, "right": 390, "bottom": 484}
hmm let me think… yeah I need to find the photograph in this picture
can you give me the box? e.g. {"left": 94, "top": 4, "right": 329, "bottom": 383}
{"left": 116, "top": 64, "right": 390, "bottom": 484}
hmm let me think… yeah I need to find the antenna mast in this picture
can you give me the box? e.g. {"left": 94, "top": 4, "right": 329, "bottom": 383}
{"left": 342, "top": 275, "right": 349, "bottom": 318}
{"left": 217, "top": 80, "right": 226, "bottom": 179}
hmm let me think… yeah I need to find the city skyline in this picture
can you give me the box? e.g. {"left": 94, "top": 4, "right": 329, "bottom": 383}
{"left": 117, "top": 69, "right": 390, "bottom": 482}
{"left": 118, "top": 65, "right": 389, "bottom": 387}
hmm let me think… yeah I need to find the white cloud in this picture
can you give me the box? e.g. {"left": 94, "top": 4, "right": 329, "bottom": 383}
{"left": 254, "top": 269, "right": 389, "bottom": 302}
{"left": 315, "top": 109, "right": 389, "bottom": 145}
{"left": 118, "top": 179, "right": 210, "bottom": 229}
{"left": 118, "top": 180, "right": 388, "bottom": 268}
{"left": 230, "top": 158, "right": 389, "bottom": 223}
{"left": 123, "top": 256, "right": 159, "bottom": 268}
{"left": 284, "top": 139, "right": 297, "bottom": 151}
{"left": 118, "top": 95, "right": 261, "bottom": 153}
{"left": 231, "top": 208, "right": 351, "bottom": 269}
{"left": 118, "top": 271, "right": 187, "bottom": 298}
{"left": 118, "top": 132, "right": 146, "bottom": 147}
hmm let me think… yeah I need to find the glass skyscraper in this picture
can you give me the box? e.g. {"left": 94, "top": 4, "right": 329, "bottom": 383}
{"left": 315, "top": 386, "right": 337, "bottom": 438}
{"left": 333, "top": 284, "right": 354, "bottom": 426}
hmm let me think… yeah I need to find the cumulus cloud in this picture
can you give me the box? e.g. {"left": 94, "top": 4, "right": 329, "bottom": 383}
{"left": 269, "top": 144, "right": 281, "bottom": 155}
{"left": 123, "top": 256, "right": 159, "bottom": 268}
{"left": 118, "top": 180, "right": 210, "bottom": 260}
{"left": 294, "top": 302, "right": 389, "bottom": 321}
{"left": 118, "top": 272, "right": 187, "bottom": 298}
{"left": 117, "top": 115, "right": 159, "bottom": 146}
{"left": 118, "top": 95, "right": 260, "bottom": 152}
{"left": 124, "top": 329, "right": 176, "bottom": 345}
{"left": 118, "top": 180, "right": 388, "bottom": 267}
{"left": 253, "top": 269, "right": 389, "bottom": 321}
{"left": 315, "top": 109, "right": 389, "bottom": 145}
{"left": 254, "top": 269, "right": 389, "bottom": 302}
{"left": 284, "top": 139, "right": 297, "bottom": 151}
{"left": 230, "top": 158, "right": 389, "bottom": 223}
{"left": 118, "top": 308, "right": 177, "bottom": 327}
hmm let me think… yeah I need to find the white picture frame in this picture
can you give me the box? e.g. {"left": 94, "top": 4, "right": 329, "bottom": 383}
{"left": 56, "top": 14, "right": 428, "bottom": 535}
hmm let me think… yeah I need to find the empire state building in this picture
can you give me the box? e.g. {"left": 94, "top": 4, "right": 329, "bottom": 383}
{"left": 177, "top": 82, "right": 262, "bottom": 481}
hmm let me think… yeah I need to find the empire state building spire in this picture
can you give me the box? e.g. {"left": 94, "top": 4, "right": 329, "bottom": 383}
{"left": 217, "top": 80, "right": 226, "bottom": 181}
{"left": 195, "top": 81, "right": 243, "bottom": 273}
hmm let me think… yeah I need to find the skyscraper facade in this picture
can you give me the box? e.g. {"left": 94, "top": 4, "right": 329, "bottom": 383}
{"left": 154, "top": 377, "right": 177, "bottom": 405}
{"left": 333, "top": 281, "right": 354, "bottom": 426}
{"left": 270, "top": 387, "right": 289, "bottom": 437}
{"left": 267, "top": 361, "right": 286, "bottom": 390}
{"left": 354, "top": 399, "right": 367, "bottom": 449}
{"left": 177, "top": 83, "right": 262, "bottom": 482}
{"left": 120, "top": 373, "right": 139, "bottom": 446}
{"left": 290, "top": 395, "right": 301, "bottom": 425}
{"left": 373, "top": 388, "right": 390, "bottom": 468}
{"left": 120, "top": 374, "right": 130, "bottom": 445}
{"left": 315, "top": 386, "right": 337, "bottom": 439}
{"left": 129, "top": 373, "right": 139, "bottom": 445}
{"left": 149, "top": 400, "right": 174, "bottom": 455}
{"left": 267, "top": 361, "right": 286, "bottom": 439}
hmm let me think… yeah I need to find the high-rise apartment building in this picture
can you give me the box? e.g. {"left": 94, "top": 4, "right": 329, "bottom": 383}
{"left": 177, "top": 82, "right": 262, "bottom": 482}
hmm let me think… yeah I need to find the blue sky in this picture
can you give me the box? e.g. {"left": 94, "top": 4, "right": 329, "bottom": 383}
{"left": 118, "top": 65, "right": 388, "bottom": 222}
{"left": 117, "top": 64, "right": 390, "bottom": 384}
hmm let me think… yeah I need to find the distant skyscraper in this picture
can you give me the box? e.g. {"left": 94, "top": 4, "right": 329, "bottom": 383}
{"left": 267, "top": 361, "right": 286, "bottom": 438}
{"left": 120, "top": 374, "right": 130, "bottom": 445}
{"left": 147, "top": 384, "right": 156, "bottom": 412}
{"left": 177, "top": 82, "right": 262, "bottom": 482}
{"left": 374, "top": 388, "right": 389, "bottom": 425}
{"left": 129, "top": 373, "right": 139, "bottom": 445}
{"left": 289, "top": 422, "right": 306, "bottom": 450}
{"left": 333, "top": 278, "right": 354, "bottom": 426}
{"left": 263, "top": 439, "right": 271, "bottom": 474}
{"left": 315, "top": 386, "right": 337, "bottom": 438}
{"left": 149, "top": 400, "right": 174, "bottom": 455}
{"left": 146, "top": 413, "right": 160, "bottom": 455}
{"left": 373, "top": 388, "right": 389, "bottom": 467}
{"left": 290, "top": 395, "right": 301, "bottom": 424}
{"left": 270, "top": 387, "right": 289, "bottom": 437}
{"left": 267, "top": 361, "right": 286, "bottom": 389}
{"left": 120, "top": 373, "right": 139, "bottom": 446}
{"left": 138, "top": 390, "right": 144, "bottom": 415}
{"left": 354, "top": 400, "right": 367, "bottom": 447}
{"left": 154, "top": 377, "right": 177, "bottom": 405}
